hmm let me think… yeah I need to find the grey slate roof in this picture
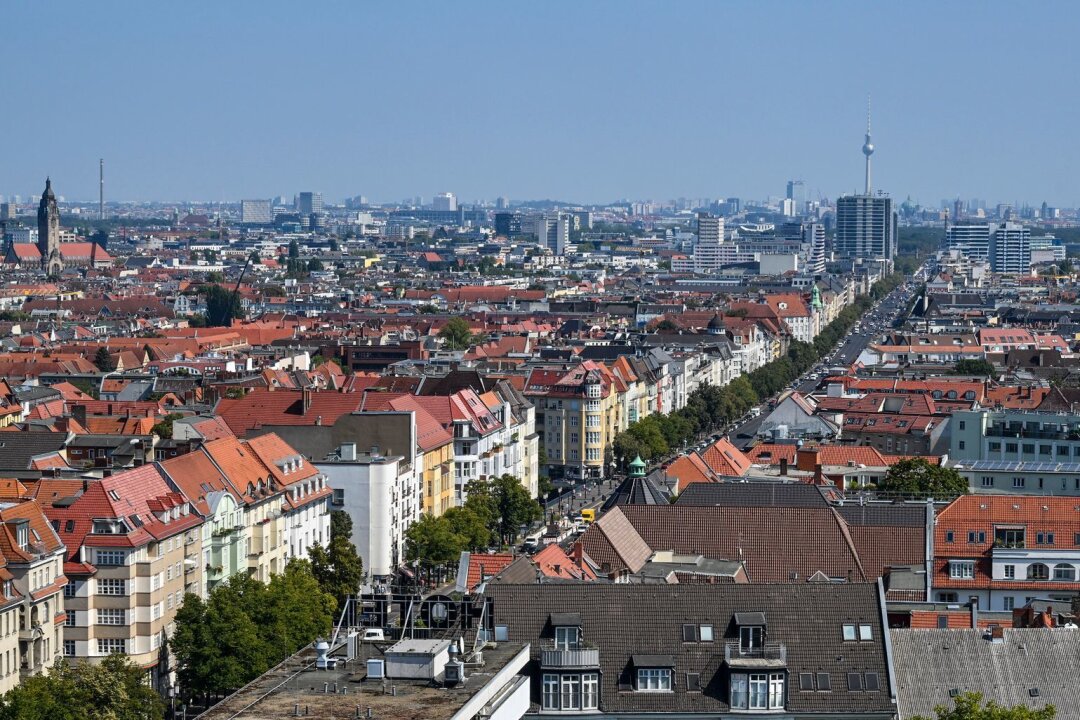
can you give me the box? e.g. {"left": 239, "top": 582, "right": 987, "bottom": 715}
{"left": 601, "top": 472, "right": 671, "bottom": 511}
{"left": 676, "top": 482, "right": 831, "bottom": 508}
{"left": 0, "top": 433, "right": 70, "bottom": 471}
{"left": 484, "top": 582, "right": 894, "bottom": 716}
{"left": 890, "top": 628, "right": 1080, "bottom": 719}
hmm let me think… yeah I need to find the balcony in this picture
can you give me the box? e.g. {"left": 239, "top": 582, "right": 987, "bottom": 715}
{"left": 540, "top": 643, "right": 600, "bottom": 669}
{"left": 724, "top": 642, "right": 787, "bottom": 669}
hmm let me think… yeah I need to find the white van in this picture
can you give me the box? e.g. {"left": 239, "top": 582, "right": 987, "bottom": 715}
{"left": 523, "top": 530, "right": 545, "bottom": 552}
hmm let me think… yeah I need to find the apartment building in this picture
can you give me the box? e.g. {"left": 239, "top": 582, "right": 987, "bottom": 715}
{"left": 933, "top": 494, "right": 1080, "bottom": 611}
{"left": 950, "top": 408, "right": 1080, "bottom": 465}
{"left": 527, "top": 361, "right": 623, "bottom": 482}
{"left": 44, "top": 466, "right": 202, "bottom": 693}
{"left": 0, "top": 496, "right": 66, "bottom": 692}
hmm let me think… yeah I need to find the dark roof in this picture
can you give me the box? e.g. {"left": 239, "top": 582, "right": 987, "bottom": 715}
{"left": 601, "top": 472, "right": 671, "bottom": 511}
{"left": 0, "top": 433, "right": 69, "bottom": 470}
{"left": 631, "top": 654, "right": 674, "bottom": 667}
{"left": 484, "top": 583, "right": 893, "bottom": 716}
{"left": 675, "top": 482, "right": 831, "bottom": 508}
{"left": 836, "top": 504, "right": 929, "bottom": 586}
{"left": 734, "top": 612, "right": 766, "bottom": 626}
{"left": 836, "top": 504, "right": 927, "bottom": 527}
{"left": 549, "top": 612, "right": 581, "bottom": 627}
{"left": 581, "top": 505, "right": 867, "bottom": 583}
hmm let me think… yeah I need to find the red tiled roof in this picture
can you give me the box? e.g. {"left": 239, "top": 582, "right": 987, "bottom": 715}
{"left": 464, "top": 552, "right": 515, "bottom": 591}
{"left": 216, "top": 389, "right": 363, "bottom": 435}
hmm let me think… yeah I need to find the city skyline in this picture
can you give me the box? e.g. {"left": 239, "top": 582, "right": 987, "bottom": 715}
{"left": 3, "top": 2, "right": 1080, "bottom": 206}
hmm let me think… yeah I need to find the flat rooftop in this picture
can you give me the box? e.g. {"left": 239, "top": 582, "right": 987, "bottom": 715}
{"left": 198, "top": 636, "right": 528, "bottom": 720}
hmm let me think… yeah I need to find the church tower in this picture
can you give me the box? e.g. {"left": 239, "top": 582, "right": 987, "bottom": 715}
{"left": 37, "top": 178, "right": 62, "bottom": 276}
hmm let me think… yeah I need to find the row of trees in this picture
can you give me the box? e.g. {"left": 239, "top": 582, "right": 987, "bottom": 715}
{"left": 170, "top": 560, "right": 336, "bottom": 701}
{"left": 613, "top": 275, "right": 905, "bottom": 464}
{"left": 0, "top": 655, "right": 163, "bottom": 720}
{"left": 405, "top": 474, "right": 541, "bottom": 582}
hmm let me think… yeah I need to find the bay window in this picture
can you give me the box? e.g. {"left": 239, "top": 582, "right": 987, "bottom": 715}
{"left": 731, "top": 672, "right": 786, "bottom": 710}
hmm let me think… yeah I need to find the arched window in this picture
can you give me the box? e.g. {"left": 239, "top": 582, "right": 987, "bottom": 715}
{"left": 1054, "top": 563, "right": 1076, "bottom": 581}
{"left": 1027, "top": 563, "right": 1050, "bottom": 580}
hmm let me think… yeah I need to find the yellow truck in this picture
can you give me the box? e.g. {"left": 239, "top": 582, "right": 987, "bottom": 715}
{"left": 579, "top": 508, "right": 596, "bottom": 524}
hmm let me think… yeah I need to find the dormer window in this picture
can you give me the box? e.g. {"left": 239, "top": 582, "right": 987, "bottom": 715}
{"left": 555, "top": 626, "right": 579, "bottom": 650}
{"left": 632, "top": 656, "right": 674, "bottom": 692}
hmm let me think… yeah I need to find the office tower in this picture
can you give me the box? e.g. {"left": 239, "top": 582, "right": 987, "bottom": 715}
{"left": 694, "top": 212, "right": 725, "bottom": 272}
{"left": 0, "top": 203, "right": 13, "bottom": 222}
{"left": 989, "top": 222, "right": 1031, "bottom": 274}
{"left": 780, "top": 198, "right": 796, "bottom": 217}
{"left": 241, "top": 200, "right": 273, "bottom": 225}
{"left": 432, "top": 192, "right": 457, "bottom": 211}
{"left": 495, "top": 196, "right": 508, "bottom": 210}
{"left": 945, "top": 223, "right": 991, "bottom": 261}
{"left": 835, "top": 195, "right": 896, "bottom": 261}
{"left": 494, "top": 212, "right": 521, "bottom": 238}
{"left": 297, "top": 192, "right": 323, "bottom": 215}
{"left": 804, "top": 222, "right": 826, "bottom": 274}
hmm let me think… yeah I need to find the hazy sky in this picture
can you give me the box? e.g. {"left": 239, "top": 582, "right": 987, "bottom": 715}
{"left": 4, "top": 1, "right": 1079, "bottom": 207}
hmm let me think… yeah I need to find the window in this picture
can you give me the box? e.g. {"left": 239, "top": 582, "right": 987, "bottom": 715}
{"left": 96, "top": 550, "right": 125, "bottom": 566}
{"left": 1003, "top": 597, "right": 1015, "bottom": 611}
{"left": 981, "top": 476, "right": 993, "bottom": 487}
{"left": 64, "top": 581, "right": 76, "bottom": 598}
{"left": 560, "top": 674, "right": 580, "bottom": 710}
{"left": 1006, "top": 443, "right": 1017, "bottom": 453}
{"left": 859, "top": 624, "right": 873, "bottom": 641}
{"left": 1004, "top": 564, "right": 1015, "bottom": 579}
{"left": 682, "top": 624, "right": 698, "bottom": 642}
{"left": 582, "top": 673, "right": 598, "bottom": 708}
{"left": 967, "top": 531, "right": 985, "bottom": 544}
{"left": 950, "top": 561, "right": 975, "bottom": 579}
{"left": 554, "top": 626, "right": 579, "bottom": 650}
{"left": 945, "top": 531, "right": 955, "bottom": 543}
{"left": 1027, "top": 563, "right": 1050, "bottom": 580}
{"left": 768, "top": 674, "right": 785, "bottom": 708}
{"left": 97, "top": 638, "right": 126, "bottom": 655}
{"left": 1023, "top": 444, "right": 1035, "bottom": 454}
{"left": 686, "top": 672, "right": 701, "bottom": 692}
{"left": 64, "top": 640, "right": 75, "bottom": 657}
{"left": 97, "top": 608, "right": 125, "bottom": 626}
{"left": 1075, "top": 533, "right": 1080, "bottom": 546}
{"left": 1054, "top": 563, "right": 1075, "bottom": 581}
{"left": 936, "top": 615, "right": 949, "bottom": 628}
{"left": 740, "top": 625, "right": 763, "bottom": 650}
{"left": 799, "top": 673, "right": 814, "bottom": 691}
{"left": 542, "top": 674, "right": 559, "bottom": 710}
{"left": 699, "top": 624, "right": 713, "bottom": 642}
{"left": 848, "top": 673, "right": 863, "bottom": 691}
{"left": 749, "top": 674, "right": 769, "bottom": 709}
{"left": 958, "top": 441, "right": 965, "bottom": 450}
{"left": 637, "top": 668, "right": 671, "bottom": 692}
{"left": 65, "top": 612, "right": 76, "bottom": 627}
{"left": 989, "top": 442, "right": 1001, "bottom": 451}
{"left": 816, "top": 672, "right": 831, "bottom": 691}
{"left": 1013, "top": 477, "right": 1026, "bottom": 488}
{"left": 1048, "top": 533, "right": 1055, "bottom": 545}
{"left": 731, "top": 673, "right": 748, "bottom": 708}
{"left": 865, "top": 673, "right": 880, "bottom": 691}
{"left": 959, "top": 421, "right": 966, "bottom": 430}
{"left": 842, "top": 624, "right": 857, "bottom": 641}
{"left": 97, "top": 579, "right": 126, "bottom": 596}
{"left": 995, "top": 528, "right": 1025, "bottom": 548}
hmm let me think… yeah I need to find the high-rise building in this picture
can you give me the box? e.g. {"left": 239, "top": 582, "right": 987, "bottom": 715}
{"left": 241, "top": 199, "right": 273, "bottom": 225}
{"left": 804, "top": 222, "right": 826, "bottom": 274}
{"left": 694, "top": 213, "right": 725, "bottom": 272}
{"left": 0, "top": 203, "right": 14, "bottom": 222}
{"left": 432, "top": 192, "right": 457, "bottom": 211}
{"left": 945, "top": 223, "right": 992, "bottom": 261}
{"left": 494, "top": 212, "right": 521, "bottom": 238}
{"left": 495, "top": 196, "right": 509, "bottom": 210}
{"left": 989, "top": 222, "right": 1031, "bottom": 274}
{"left": 296, "top": 192, "right": 323, "bottom": 215}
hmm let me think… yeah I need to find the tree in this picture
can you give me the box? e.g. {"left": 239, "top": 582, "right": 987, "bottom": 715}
{"left": 443, "top": 506, "right": 492, "bottom": 551}
{"left": 151, "top": 412, "right": 183, "bottom": 439}
{"left": 653, "top": 318, "right": 680, "bottom": 332}
{"left": 404, "top": 514, "right": 464, "bottom": 580}
{"left": 491, "top": 474, "right": 542, "bottom": 542}
{"left": 0, "top": 655, "right": 165, "bottom": 720}
{"left": 912, "top": 692, "right": 1055, "bottom": 720}
{"left": 308, "top": 511, "right": 365, "bottom": 611}
{"left": 307, "top": 258, "right": 324, "bottom": 272}
{"left": 204, "top": 284, "right": 242, "bottom": 327}
{"left": 206, "top": 270, "right": 225, "bottom": 283}
{"left": 92, "top": 347, "right": 114, "bottom": 372}
{"left": 439, "top": 317, "right": 475, "bottom": 350}
{"left": 951, "top": 359, "right": 996, "bottom": 377}
{"left": 879, "top": 458, "right": 968, "bottom": 498}
{"left": 288, "top": 239, "right": 300, "bottom": 259}
{"left": 329, "top": 238, "right": 339, "bottom": 251}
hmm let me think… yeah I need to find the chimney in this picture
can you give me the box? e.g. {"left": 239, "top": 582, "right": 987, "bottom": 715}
{"left": 779, "top": 458, "right": 788, "bottom": 476}
{"left": 72, "top": 404, "right": 87, "bottom": 428}
{"left": 969, "top": 596, "right": 979, "bottom": 628}
{"left": 572, "top": 541, "right": 584, "bottom": 567}
{"left": 990, "top": 625, "right": 1005, "bottom": 643}
{"left": 796, "top": 447, "right": 819, "bottom": 472}
{"left": 302, "top": 388, "right": 312, "bottom": 415}
{"left": 813, "top": 463, "right": 824, "bottom": 485}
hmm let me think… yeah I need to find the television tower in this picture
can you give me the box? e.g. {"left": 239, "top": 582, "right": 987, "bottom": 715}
{"left": 99, "top": 159, "right": 104, "bottom": 220}
{"left": 862, "top": 96, "right": 874, "bottom": 195}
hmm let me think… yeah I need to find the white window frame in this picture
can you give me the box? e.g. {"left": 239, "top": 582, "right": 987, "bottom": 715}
{"left": 96, "top": 608, "right": 125, "bottom": 626}
{"left": 637, "top": 668, "right": 671, "bottom": 692}
{"left": 554, "top": 626, "right": 579, "bottom": 650}
{"left": 749, "top": 673, "right": 769, "bottom": 709}
{"left": 949, "top": 560, "right": 975, "bottom": 579}
{"left": 560, "top": 674, "right": 580, "bottom": 710}
{"left": 582, "top": 673, "right": 599, "bottom": 709}
{"left": 542, "top": 674, "right": 559, "bottom": 710}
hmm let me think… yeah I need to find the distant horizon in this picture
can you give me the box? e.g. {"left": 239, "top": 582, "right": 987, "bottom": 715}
{"left": 3, "top": 1, "right": 1079, "bottom": 207}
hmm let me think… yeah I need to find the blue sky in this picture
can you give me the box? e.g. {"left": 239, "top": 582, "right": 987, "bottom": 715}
{"left": 3, "top": 1, "right": 1078, "bottom": 206}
